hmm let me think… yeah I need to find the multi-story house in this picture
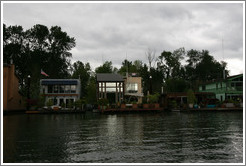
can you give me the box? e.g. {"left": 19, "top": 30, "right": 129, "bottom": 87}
{"left": 96, "top": 73, "right": 144, "bottom": 104}
{"left": 199, "top": 74, "right": 243, "bottom": 102}
{"left": 40, "top": 79, "right": 81, "bottom": 107}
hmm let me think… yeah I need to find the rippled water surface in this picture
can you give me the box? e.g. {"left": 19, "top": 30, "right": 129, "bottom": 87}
{"left": 3, "top": 111, "right": 243, "bottom": 163}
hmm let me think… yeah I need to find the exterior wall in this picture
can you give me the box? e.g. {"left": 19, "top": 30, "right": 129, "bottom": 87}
{"left": 215, "top": 93, "right": 226, "bottom": 102}
{"left": 124, "top": 76, "right": 143, "bottom": 103}
{"left": 125, "top": 77, "right": 142, "bottom": 94}
{"left": 3, "top": 64, "right": 25, "bottom": 111}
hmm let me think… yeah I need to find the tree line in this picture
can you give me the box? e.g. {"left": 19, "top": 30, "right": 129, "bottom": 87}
{"left": 3, "top": 24, "right": 229, "bottom": 104}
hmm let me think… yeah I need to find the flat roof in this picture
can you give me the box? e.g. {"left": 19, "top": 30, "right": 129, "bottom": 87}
{"left": 40, "top": 79, "right": 79, "bottom": 85}
{"left": 96, "top": 73, "right": 124, "bottom": 82}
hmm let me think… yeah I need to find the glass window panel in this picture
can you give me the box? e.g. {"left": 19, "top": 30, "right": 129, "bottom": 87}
{"left": 99, "top": 86, "right": 105, "bottom": 92}
{"left": 106, "top": 82, "right": 116, "bottom": 87}
{"left": 106, "top": 87, "right": 116, "bottom": 92}
{"left": 71, "top": 85, "right": 76, "bottom": 93}
{"left": 60, "top": 85, "right": 65, "bottom": 93}
{"left": 54, "top": 85, "right": 59, "bottom": 93}
{"left": 126, "top": 83, "right": 138, "bottom": 93}
{"left": 65, "top": 85, "right": 71, "bottom": 93}
{"left": 48, "top": 85, "right": 53, "bottom": 93}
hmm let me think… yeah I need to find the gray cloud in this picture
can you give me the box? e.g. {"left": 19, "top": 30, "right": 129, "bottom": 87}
{"left": 3, "top": 2, "right": 244, "bottom": 75}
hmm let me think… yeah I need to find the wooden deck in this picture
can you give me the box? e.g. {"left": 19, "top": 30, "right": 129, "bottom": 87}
{"left": 26, "top": 110, "right": 85, "bottom": 114}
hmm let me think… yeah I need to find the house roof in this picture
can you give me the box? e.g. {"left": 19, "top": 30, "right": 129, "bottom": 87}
{"left": 96, "top": 73, "right": 124, "bottom": 82}
{"left": 226, "top": 73, "right": 243, "bottom": 81}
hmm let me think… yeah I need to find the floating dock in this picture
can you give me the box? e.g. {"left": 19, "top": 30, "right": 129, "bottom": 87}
{"left": 99, "top": 107, "right": 164, "bottom": 113}
{"left": 25, "top": 110, "right": 85, "bottom": 114}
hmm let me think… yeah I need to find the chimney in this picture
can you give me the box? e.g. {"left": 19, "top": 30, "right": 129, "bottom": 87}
{"left": 8, "top": 63, "right": 15, "bottom": 100}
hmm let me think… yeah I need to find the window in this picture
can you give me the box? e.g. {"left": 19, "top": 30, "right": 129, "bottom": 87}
{"left": 65, "top": 85, "right": 70, "bottom": 93}
{"left": 54, "top": 85, "right": 59, "bottom": 93}
{"left": 117, "top": 87, "right": 123, "bottom": 92}
{"left": 127, "top": 83, "right": 138, "bottom": 93}
{"left": 236, "top": 82, "right": 242, "bottom": 87}
{"left": 106, "top": 82, "right": 116, "bottom": 87}
{"left": 42, "top": 88, "right": 45, "bottom": 94}
{"left": 48, "top": 85, "right": 53, "bottom": 93}
{"left": 60, "top": 85, "right": 65, "bottom": 93}
{"left": 202, "top": 85, "right": 206, "bottom": 91}
{"left": 106, "top": 87, "right": 116, "bottom": 92}
{"left": 71, "top": 85, "right": 76, "bottom": 93}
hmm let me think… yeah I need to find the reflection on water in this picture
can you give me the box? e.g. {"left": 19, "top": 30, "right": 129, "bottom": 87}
{"left": 3, "top": 111, "right": 243, "bottom": 163}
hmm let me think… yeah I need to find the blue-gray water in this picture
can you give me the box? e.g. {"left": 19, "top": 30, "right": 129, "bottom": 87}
{"left": 3, "top": 111, "right": 243, "bottom": 163}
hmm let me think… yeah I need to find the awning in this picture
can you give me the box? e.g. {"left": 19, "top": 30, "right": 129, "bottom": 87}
{"left": 41, "top": 80, "right": 78, "bottom": 85}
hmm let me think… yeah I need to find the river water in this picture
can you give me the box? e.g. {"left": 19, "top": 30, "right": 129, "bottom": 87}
{"left": 3, "top": 111, "right": 243, "bottom": 163}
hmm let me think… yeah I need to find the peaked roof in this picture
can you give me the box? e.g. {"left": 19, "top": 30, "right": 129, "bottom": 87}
{"left": 96, "top": 73, "right": 124, "bottom": 82}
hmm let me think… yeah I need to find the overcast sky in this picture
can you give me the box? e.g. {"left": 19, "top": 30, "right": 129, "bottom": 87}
{"left": 2, "top": 2, "right": 244, "bottom": 75}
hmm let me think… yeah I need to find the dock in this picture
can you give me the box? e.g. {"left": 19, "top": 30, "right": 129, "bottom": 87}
{"left": 180, "top": 107, "right": 243, "bottom": 112}
{"left": 99, "top": 107, "right": 164, "bottom": 113}
{"left": 25, "top": 110, "right": 85, "bottom": 114}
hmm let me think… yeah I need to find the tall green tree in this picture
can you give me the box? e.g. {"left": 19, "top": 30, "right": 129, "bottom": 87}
{"left": 118, "top": 59, "right": 138, "bottom": 76}
{"left": 86, "top": 76, "right": 97, "bottom": 104}
{"left": 194, "top": 50, "right": 228, "bottom": 81}
{"left": 3, "top": 24, "right": 76, "bottom": 99}
{"left": 95, "top": 61, "right": 117, "bottom": 73}
{"left": 157, "top": 47, "right": 185, "bottom": 80}
{"left": 71, "top": 61, "right": 91, "bottom": 98}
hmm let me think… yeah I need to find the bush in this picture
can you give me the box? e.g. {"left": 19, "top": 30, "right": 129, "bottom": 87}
{"left": 61, "top": 102, "right": 66, "bottom": 108}
{"left": 148, "top": 93, "right": 160, "bottom": 104}
{"left": 67, "top": 100, "right": 74, "bottom": 109}
{"left": 98, "top": 98, "right": 109, "bottom": 106}
{"left": 171, "top": 100, "right": 177, "bottom": 108}
{"left": 75, "top": 99, "right": 86, "bottom": 110}
{"left": 46, "top": 99, "right": 53, "bottom": 107}
{"left": 37, "top": 95, "right": 46, "bottom": 108}
{"left": 187, "top": 89, "right": 196, "bottom": 104}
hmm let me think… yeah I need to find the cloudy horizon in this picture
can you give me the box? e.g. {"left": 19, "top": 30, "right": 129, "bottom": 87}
{"left": 2, "top": 2, "right": 244, "bottom": 75}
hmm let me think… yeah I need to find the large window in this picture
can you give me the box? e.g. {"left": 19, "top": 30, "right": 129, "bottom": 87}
{"left": 46, "top": 84, "right": 77, "bottom": 94}
{"left": 65, "top": 85, "right": 71, "bottom": 93}
{"left": 107, "top": 83, "right": 116, "bottom": 87}
{"left": 71, "top": 85, "right": 76, "bottom": 93}
{"left": 99, "top": 82, "right": 123, "bottom": 93}
{"left": 126, "top": 83, "right": 138, "bottom": 93}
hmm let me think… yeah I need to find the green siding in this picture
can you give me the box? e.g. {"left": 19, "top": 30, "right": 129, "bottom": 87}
{"left": 199, "top": 74, "right": 243, "bottom": 101}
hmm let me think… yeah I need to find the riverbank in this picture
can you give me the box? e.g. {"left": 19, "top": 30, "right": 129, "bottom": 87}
{"left": 3, "top": 107, "right": 243, "bottom": 115}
